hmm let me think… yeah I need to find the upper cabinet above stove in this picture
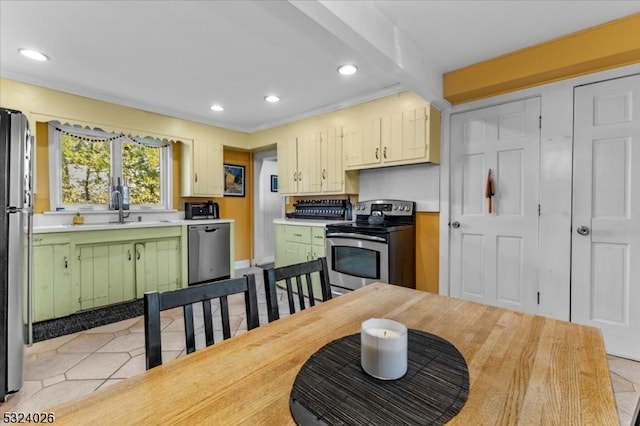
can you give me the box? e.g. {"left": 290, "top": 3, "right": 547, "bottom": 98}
{"left": 344, "top": 105, "right": 441, "bottom": 170}
{"left": 259, "top": 91, "right": 439, "bottom": 196}
{"left": 277, "top": 127, "right": 359, "bottom": 196}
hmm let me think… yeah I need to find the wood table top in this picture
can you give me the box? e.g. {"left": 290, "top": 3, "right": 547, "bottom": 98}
{"left": 51, "top": 283, "right": 617, "bottom": 425}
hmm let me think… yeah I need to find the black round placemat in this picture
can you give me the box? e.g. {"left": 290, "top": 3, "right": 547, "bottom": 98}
{"left": 290, "top": 330, "right": 469, "bottom": 426}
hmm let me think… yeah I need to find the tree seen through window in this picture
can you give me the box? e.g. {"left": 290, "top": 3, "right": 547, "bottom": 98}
{"left": 61, "top": 134, "right": 161, "bottom": 206}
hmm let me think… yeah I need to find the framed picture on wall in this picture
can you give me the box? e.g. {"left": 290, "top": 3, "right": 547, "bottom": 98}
{"left": 224, "top": 164, "right": 245, "bottom": 197}
{"left": 270, "top": 175, "right": 278, "bottom": 192}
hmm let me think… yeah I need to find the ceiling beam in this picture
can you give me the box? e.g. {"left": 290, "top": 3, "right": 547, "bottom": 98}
{"left": 289, "top": 0, "right": 449, "bottom": 110}
{"left": 444, "top": 13, "right": 640, "bottom": 105}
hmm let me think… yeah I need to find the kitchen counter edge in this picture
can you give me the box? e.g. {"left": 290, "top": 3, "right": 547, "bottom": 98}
{"left": 273, "top": 218, "right": 351, "bottom": 227}
{"left": 33, "top": 219, "right": 235, "bottom": 234}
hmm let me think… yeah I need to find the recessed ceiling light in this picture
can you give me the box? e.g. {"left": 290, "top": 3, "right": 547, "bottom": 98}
{"left": 18, "top": 48, "right": 49, "bottom": 62}
{"left": 338, "top": 64, "right": 358, "bottom": 75}
{"left": 264, "top": 95, "right": 280, "bottom": 103}
{"left": 210, "top": 104, "right": 224, "bottom": 112}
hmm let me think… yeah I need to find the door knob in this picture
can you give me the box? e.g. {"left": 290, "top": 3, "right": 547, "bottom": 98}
{"left": 450, "top": 221, "right": 461, "bottom": 229}
{"left": 576, "top": 226, "right": 590, "bottom": 236}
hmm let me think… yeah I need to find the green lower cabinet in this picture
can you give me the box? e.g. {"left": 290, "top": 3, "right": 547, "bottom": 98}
{"left": 78, "top": 242, "right": 137, "bottom": 310}
{"left": 135, "top": 238, "right": 181, "bottom": 297}
{"left": 33, "top": 243, "right": 72, "bottom": 322}
{"left": 280, "top": 241, "right": 311, "bottom": 266}
{"left": 78, "top": 237, "right": 181, "bottom": 310}
{"left": 32, "top": 227, "right": 186, "bottom": 321}
{"left": 114, "top": 243, "right": 137, "bottom": 303}
{"left": 311, "top": 227, "right": 325, "bottom": 260}
{"left": 152, "top": 238, "right": 181, "bottom": 293}
{"left": 274, "top": 223, "right": 327, "bottom": 299}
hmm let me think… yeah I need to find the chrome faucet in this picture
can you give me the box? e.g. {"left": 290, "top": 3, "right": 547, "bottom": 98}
{"left": 109, "top": 189, "right": 128, "bottom": 223}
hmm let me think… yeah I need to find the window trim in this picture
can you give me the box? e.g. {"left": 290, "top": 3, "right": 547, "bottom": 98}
{"left": 48, "top": 122, "right": 173, "bottom": 211}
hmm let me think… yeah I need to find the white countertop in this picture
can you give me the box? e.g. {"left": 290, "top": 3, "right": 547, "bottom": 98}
{"left": 33, "top": 219, "right": 234, "bottom": 234}
{"left": 273, "top": 218, "right": 352, "bottom": 227}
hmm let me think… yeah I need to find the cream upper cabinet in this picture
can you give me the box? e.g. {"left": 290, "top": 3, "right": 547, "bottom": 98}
{"left": 344, "top": 118, "right": 381, "bottom": 169}
{"left": 345, "top": 105, "right": 440, "bottom": 170}
{"left": 181, "top": 140, "right": 223, "bottom": 197}
{"left": 279, "top": 129, "right": 357, "bottom": 196}
{"left": 277, "top": 136, "right": 299, "bottom": 195}
{"left": 297, "top": 132, "right": 323, "bottom": 194}
{"left": 321, "top": 128, "right": 343, "bottom": 193}
{"left": 382, "top": 106, "right": 440, "bottom": 165}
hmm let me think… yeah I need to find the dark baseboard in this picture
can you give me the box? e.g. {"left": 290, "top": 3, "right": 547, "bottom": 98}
{"left": 32, "top": 300, "right": 144, "bottom": 343}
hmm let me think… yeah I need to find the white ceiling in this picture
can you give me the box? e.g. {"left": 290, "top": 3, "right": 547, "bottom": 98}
{"left": 1, "top": 1, "right": 639, "bottom": 133}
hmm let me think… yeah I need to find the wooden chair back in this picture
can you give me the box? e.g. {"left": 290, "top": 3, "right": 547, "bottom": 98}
{"left": 263, "top": 257, "right": 332, "bottom": 323}
{"left": 144, "top": 274, "right": 259, "bottom": 370}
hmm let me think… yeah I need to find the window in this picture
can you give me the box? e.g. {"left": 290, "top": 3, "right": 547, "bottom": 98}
{"left": 49, "top": 122, "right": 172, "bottom": 210}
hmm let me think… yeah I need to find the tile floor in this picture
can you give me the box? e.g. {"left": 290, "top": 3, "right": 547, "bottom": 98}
{"left": 2, "top": 266, "right": 639, "bottom": 425}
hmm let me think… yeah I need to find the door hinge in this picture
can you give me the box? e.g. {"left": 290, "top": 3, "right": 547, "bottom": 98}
{"left": 537, "top": 292, "right": 540, "bottom": 305}
{"left": 539, "top": 116, "right": 542, "bottom": 129}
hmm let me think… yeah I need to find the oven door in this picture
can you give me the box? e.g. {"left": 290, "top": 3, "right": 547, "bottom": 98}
{"left": 326, "top": 232, "right": 389, "bottom": 292}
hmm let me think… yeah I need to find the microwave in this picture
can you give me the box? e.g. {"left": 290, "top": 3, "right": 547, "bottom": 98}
{"left": 185, "top": 201, "right": 219, "bottom": 220}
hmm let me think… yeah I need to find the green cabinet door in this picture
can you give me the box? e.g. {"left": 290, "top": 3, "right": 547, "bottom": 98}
{"left": 274, "top": 223, "right": 328, "bottom": 300}
{"left": 154, "top": 238, "right": 181, "bottom": 293}
{"left": 136, "top": 238, "right": 181, "bottom": 295}
{"left": 33, "top": 243, "right": 72, "bottom": 322}
{"left": 78, "top": 242, "right": 137, "bottom": 310}
{"left": 280, "top": 241, "right": 311, "bottom": 267}
{"left": 311, "top": 227, "right": 325, "bottom": 260}
{"left": 107, "top": 243, "right": 136, "bottom": 303}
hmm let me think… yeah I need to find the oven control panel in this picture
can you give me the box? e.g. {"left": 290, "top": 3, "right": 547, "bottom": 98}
{"left": 354, "top": 200, "right": 414, "bottom": 216}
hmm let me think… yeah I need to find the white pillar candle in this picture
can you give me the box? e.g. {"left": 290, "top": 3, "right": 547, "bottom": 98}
{"left": 361, "top": 318, "right": 408, "bottom": 380}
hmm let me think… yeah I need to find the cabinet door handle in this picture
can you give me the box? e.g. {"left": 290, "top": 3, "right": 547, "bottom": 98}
{"left": 298, "top": 172, "right": 302, "bottom": 181}
{"left": 128, "top": 249, "right": 132, "bottom": 261}
{"left": 137, "top": 249, "right": 141, "bottom": 260}
{"left": 293, "top": 172, "right": 297, "bottom": 182}
{"left": 383, "top": 147, "right": 387, "bottom": 159}
{"left": 64, "top": 256, "right": 68, "bottom": 269}
{"left": 194, "top": 173, "right": 198, "bottom": 183}
{"left": 375, "top": 147, "right": 379, "bottom": 160}
{"left": 322, "top": 169, "right": 326, "bottom": 179}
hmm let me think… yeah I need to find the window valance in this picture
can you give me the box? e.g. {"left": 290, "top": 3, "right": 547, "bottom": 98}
{"left": 49, "top": 121, "right": 176, "bottom": 148}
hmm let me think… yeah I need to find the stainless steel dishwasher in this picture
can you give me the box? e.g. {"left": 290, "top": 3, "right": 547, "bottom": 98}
{"left": 188, "top": 223, "right": 231, "bottom": 285}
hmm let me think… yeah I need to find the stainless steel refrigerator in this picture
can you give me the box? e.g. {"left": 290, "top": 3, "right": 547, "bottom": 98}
{"left": 0, "top": 108, "right": 33, "bottom": 401}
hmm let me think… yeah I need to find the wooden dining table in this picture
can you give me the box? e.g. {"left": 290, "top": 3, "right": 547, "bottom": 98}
{"left": 52, "top": 283, "right": 618, "bottom": 425}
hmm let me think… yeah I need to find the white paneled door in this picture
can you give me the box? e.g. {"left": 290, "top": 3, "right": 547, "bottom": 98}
{"left": 450, "top": 98, "right": 541, "bottom": 314}
{"left": 572, "top": 74, "right": 640, "bottom": 360}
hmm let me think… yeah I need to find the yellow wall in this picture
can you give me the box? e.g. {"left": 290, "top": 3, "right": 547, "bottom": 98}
{"left": 416, "top": 212, "right": 439, "bottom": 293}
{"left": 34, "top": 122, "right": 50, "bottom": 212}
{"left": 1, "top": 78, "right": 253, "bottom": 260}
{"left": 220, "top": 150, "right": 253, "bottom": 262}
{"left": 443, "top": 13, "right": 640, "bottom": 105}
{"left": 0, "top": 78, "right": 250, "bottom": 148}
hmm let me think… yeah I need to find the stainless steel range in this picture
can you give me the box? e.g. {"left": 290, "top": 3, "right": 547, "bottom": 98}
{"left": 325, "top": 199, "right": 416, "bottom": 294}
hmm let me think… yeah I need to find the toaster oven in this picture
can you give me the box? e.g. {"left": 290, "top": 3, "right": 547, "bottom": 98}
{"left": 185, "top": 201, "right": 219, "bottom": 220}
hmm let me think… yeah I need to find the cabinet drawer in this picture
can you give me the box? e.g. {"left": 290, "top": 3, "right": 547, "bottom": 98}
{"left": 311, "top": 227, "right": 325, "bottom": 247}
{"left": 283, "top": 226, "right": 311, "bottom": 244}
{"left": 33, "top": 233, "right": 71, "bottom": 246}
